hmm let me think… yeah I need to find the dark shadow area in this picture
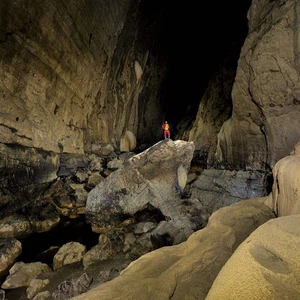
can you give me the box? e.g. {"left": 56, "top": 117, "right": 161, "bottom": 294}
{"left": 140, "top": 0, "right": 252, "bottom": 135}
{"left": 134, "top": 203, "right": 166, "bottom": 223}
{"left": 17, "top": 216, "right": 99, "bottom": 266}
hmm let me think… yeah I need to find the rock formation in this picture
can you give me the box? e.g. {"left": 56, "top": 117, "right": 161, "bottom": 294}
{"left": 0, "top": 0, "right": 164, "bottom": 154}
{"left": 187, "top": 60, "right": 235, "bottom": 166}
{"left": 1, "top": 262, "right": 51, "bottom": 289}
{"left": 0, "top": 238, "right": 22, "bottom": 276}
{"left": 216, "top": 0, "right": 300, "bottom": 170}
{"left": 207, "top": 215, "right": 300, "bottom": 300}
{"left": 265, "top": 154, "right": 300, "bottom": 217}
{"left": 0, "top": 0, "right": 165, "bottom": 208}
{"left": 1, "top": 0, "right": 300, "bottom": 299}
{"left": 53, "top": 242, "right": 86, "bottom": 271}
{"left": 187, "top": 169, "right": 268, "bottom": 215}
{"left": 73, "top": 198, "right": 275, "bottom": 300}
{"left": 86, "top": 139, "right": 195, "bottom": 243}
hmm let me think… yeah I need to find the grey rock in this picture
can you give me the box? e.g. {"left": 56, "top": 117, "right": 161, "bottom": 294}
{"left": 86, "top": 140, "right": 195, "bottom": 243}
{"left": 189, "top": 169, "right": 269, "bottom": 214}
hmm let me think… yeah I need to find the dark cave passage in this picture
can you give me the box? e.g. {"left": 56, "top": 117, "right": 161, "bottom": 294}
{"left": 140, "top": 0, "right": 252, "bottom": 136}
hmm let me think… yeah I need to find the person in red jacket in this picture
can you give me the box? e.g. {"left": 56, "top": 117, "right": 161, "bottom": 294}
{"left": 162, "top": 121, "right": 170, "bottom": 139}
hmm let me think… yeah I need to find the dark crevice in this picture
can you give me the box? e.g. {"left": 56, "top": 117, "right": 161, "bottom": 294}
{"left": 17, "top": 216, "right": 99, "bottom": 267}
{"left": 133, "top": 203, "right": 166, "bottom": 223}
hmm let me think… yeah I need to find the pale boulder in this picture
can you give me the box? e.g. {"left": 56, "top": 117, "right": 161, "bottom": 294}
{"left": 53, "top": 242, "right": 86, "bottom": 270}
{"left": 120, "top": 131, "right": 136, "bottom": 152}
{"left": 207, "top": 215, "right": 300, "bottom": 300}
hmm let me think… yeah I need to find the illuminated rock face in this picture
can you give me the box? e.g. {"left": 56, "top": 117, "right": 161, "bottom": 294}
{"left": 0, "top": 0, "right": 164, "bottom": 207}
{"left": 86, "top": 139, "right": 195, "bottom": 242}
{"left": 0, "top": 0, "right": 163, "bottom": 154}
{"left": 216, "top": 0, "right": 300, "bottom": 170}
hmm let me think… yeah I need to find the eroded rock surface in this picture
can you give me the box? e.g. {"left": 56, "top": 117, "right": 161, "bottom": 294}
{"left": 207, "top": 215, "right": 300, "bottom": 300}
{"left": 53, "top": 242, "right": 86, "bottom": 271}
{"left": 265, "top": 154, "right": 300, "bottom": 216}
{"left": 73, "top": 198, "right": 274, "bottom": 300}
{"left": 86, "top": 139, "right": 195, "bottom": 244}
{"left": 217, "top": 0, "right": 300, "bottom": 169}
{"left": 187, "top": 169, "right": 269, "bottom": 215}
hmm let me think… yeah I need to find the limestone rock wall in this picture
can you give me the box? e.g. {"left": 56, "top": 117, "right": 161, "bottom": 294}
{"left": 216, "top": 0, "right": 300, "bottom": 170}
{"left": 0, "top": 0, "right": 164, "bottom": 155}
{"left": 188, "top": 63, "right": 234, "bottom": 166}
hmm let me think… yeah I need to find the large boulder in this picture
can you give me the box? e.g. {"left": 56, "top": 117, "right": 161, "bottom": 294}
{"left": 207, "top": 215, "right": 300, "bottom": 299}
{"left": 73, "top": 198, "right": 275, "bottom": 300}
{"left": 0, "top": 201, "right": 60, "bottom": 238}
{"left": 86, "top": 139, "right": 195, "bottom": 243}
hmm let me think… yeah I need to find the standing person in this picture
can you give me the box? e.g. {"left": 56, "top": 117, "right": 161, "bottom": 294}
{"left": 162, "top": 121, "right": 171, "bottom": 139}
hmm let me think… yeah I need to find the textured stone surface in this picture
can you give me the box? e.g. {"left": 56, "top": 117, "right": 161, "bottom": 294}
{"left": 0, "top": 0, "right": 164, "bottom": 154}
{"left": 0, "top": 0, "right": 167, "bottom": 216}
{"left": 73, "top": 198, "right": 274, "bottom": 300}
{"left": 53, "top": 242, "right": 86, "bottom": 271}
{"left": 120, "top": 131, "right": 136, "bottom": 152}
{"left": 216, "top": 0, "right": 300, "bottom": 170}
{"left": 86, "top": 139, "right": 195, "bottom": 242}
{"left": 188, "top": 169, "right": 269, "bottom": 214}
{"left": 0, "top": 201, "right": 60, "bottom": 238}
{"left": 188, "top": 62, "right": 234, "bottom": 166}
{"left": 0, "top": 238, "right": 22, "bottom": 276}
{"left": 265, "top": 154, "right": 300, "bottom": 216}
{"left": 2, "top": 262, "right": 51, "bottom": 289}
{"left": 52, "top": 272, "right": 92, "bottom": 299}
{"left": 207, "top": 215, "right": 300, "bottom": 300}
{"left": 0, "top": 144, "right": 59, "bottom": 216}
{"left": 27, "top": 279, "right": 49, "bottom": 299}
{"left": 33, "top": 291, "right": 51, "bottom": 300}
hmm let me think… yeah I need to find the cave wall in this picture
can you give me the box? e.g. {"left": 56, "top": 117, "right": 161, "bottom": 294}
{"left": 0, "top": 0, "right": 165, "bottom": 205}
{"left": 216, "top": 0, "right": 300, "bottom": 170}
{"left": 187, "top": 60, "right": 235, "bottom": 167}
{"left": 0, "top": 0, "right": 164, "bottom": 155}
